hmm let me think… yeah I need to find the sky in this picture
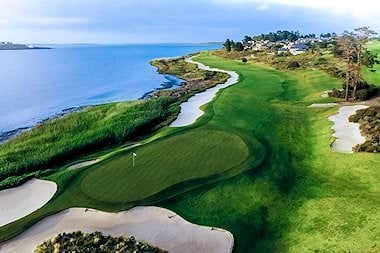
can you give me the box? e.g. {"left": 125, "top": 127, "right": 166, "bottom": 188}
{"left": 0, "top": 0, "right": 379, "bottom": 44}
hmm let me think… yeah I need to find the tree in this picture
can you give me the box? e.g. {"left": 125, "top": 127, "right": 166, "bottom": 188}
{"left": 234, "top": 42, "right": 244, "bottom": 51}
{"left": 242, "top": 36, "right": 252, "bottom": 45}
{"left": 224, "top": 39, "right": 232, "bottom": 52}
{"left": 337, "top": 32, "right": 357, "bottom": 101}
{"left": 352, "top": 26, "right": 377, "bottom": 98}
{"left": 337, "top": 27, "right": 378, "bottom": 100}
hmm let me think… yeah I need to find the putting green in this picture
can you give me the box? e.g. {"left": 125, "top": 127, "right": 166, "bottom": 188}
{"left": 81, "top": 130, "right": 249, "bottom": 203}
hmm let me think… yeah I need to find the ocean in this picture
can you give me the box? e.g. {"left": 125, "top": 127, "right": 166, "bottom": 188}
{"left": 0, "top": 43, "right": 221, "bottom": 139}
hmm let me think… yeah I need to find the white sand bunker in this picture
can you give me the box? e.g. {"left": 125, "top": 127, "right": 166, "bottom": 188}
{"left": 0, "top": 179, "right": 57, "bottom": 227}
{"left": 67, "top": 159, "right": 100, "bottom": 170}
{"left": 328, "top": 105, "right": 369, "bottom": 153}
{"left": 0, "top": 206, "right": 234, "bottom": 253}
{"left": 321, "top": 90, "right": 332, "bottom": 98}
{"left": 170, "top": 58, "right": 239, "bottom": 127}
{"left": 308, "top": 103, "right": 338, "bottom": 108}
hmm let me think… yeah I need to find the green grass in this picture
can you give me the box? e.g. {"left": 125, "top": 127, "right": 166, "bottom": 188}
{"left": 81, "top": 129, "right": 250, "bottom": 203}
{"left": 161, "top": 53, "right": 380, "bottom": 252}
{"left": 0, "top": 97, "right": 177, "bottom": 190}
{"left": 0, "top": 52, "right": 379, "bottom": 253}
{"left": 363, "top": 40, "right": 380, "bottom": 86}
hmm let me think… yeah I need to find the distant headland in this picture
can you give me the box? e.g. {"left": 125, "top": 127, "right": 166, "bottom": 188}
{"left": 0, "top": 42, "right": 51, "bottom": 50}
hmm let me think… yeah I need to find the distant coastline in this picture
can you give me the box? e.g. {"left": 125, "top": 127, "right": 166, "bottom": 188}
{"left": 0, "top": 42, "right": 51, "bottom": 50}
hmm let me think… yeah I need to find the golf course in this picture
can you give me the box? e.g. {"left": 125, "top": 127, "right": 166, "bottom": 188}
{"left": 0, "top": 48, "right": 379, "bottom": 252}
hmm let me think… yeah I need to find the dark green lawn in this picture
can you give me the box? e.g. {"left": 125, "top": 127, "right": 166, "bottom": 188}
{"left": 81, "top": 129, "right": 250, "bottom": 203}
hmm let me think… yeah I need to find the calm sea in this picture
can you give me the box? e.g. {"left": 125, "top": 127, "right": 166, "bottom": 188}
{"left": 0, "top": 43, "right": 220, "bottom": 137}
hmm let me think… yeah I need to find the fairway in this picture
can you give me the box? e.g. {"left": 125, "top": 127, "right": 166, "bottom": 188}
{"left": 81, "top": 130, "right": 249, "bottom": 203}
{"left": 1, "top": 53, "right": 379, "bottom": 253}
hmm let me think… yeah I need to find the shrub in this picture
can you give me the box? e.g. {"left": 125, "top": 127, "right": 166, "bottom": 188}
{"left": 287, "top": 61, "right": 300, "bottom": 69}
{"left": 35, "top": 231, "right": 167, "bottom": 253}
{"left": 349, "top": 106, "right": 380, "bottom": 153}
{"left": 242, "top": 57, "right": 248, "bottom": 64}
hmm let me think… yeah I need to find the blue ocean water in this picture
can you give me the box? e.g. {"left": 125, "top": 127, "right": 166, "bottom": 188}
{"left": 0, "top": 43, "right": 220, "bottom": 136}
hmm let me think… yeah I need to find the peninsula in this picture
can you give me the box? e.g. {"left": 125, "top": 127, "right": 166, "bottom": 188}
{"left": 0, "top": 42, "right": 50, "bottom": 50}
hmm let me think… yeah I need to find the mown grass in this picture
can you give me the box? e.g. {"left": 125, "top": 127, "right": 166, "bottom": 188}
{"left": 161, "top": 53, "right": 380, "bottom": 252}
{"left": 81, "top": 129, "right": 250, "bottom": 203}
{"left": 0, "top": 97, "right": 178, "bottom": 190}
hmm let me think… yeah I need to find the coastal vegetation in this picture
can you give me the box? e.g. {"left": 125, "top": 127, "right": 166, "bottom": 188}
{"left": 0, "top": 97, "right": 178, "bottom": 190}
{"left": 150, "top": 57, "right": 229, "bottom": 98}
{"left": 35, "top": 231, "right": 166, "bottom": 253}
{"left": 350, "top": 106, "right": 380, "bottom": 152}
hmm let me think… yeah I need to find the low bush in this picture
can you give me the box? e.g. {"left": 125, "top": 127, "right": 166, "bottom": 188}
{"left": 35, "top": 231, "right": 167, "bottom": 253}
{"left": 349, "top": 106, "right": 380, "bottom": 152}
{"left": 287, "top": 61, "right": 300, "bottom": 69}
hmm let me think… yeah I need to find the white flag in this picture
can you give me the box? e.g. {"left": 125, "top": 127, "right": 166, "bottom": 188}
{"left": 133, "top": 153, "right": 137, "bottom": 157}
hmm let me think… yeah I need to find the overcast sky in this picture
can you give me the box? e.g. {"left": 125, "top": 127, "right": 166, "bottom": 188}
{"left": 0, "top": 0, "right": 379, "bottom": 44}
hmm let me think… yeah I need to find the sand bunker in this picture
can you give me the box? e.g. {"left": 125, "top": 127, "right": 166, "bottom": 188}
{"left": 0, "top": 179, "right": 57, "bottom": 227}
{"left": 67, "top": 159, "right": 100, "bottom": 170}
{"left": 328, "top": 105, "right": 369, "bottom": 153}
{"left": 321, "top": 90, "right": 332, "bottom": 98}
{"left": 170, "top": 58, "right": 239, "bottom": 127}
{"left": 308, "top": 103, "right": 338, "bottom": 108}
{"left": 0, "top": 206, "right": 234, "bottom": 253}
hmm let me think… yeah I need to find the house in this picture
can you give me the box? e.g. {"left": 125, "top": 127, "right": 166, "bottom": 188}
{"left": 289, "top": 43, "right": 308, "bottom": 55}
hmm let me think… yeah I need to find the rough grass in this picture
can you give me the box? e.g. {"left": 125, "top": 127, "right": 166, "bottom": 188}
{"left": 0, "top": 97, "right": 178, "bottom": 190}
{"left": 81, "top": 130, "right": 250, "bottom": 203}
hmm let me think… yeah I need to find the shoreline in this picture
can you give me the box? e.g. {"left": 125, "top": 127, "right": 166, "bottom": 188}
{"left": 170, "top": 57, "right": 239, "bottom": 127}
{"left": 0, "top": 106, "right": 86, "bottom": 144}
{"left": 0, "top": 66, "right": 185, "bottom": 145}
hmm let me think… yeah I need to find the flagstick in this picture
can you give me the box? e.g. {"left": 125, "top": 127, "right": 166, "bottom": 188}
{"left": 132, "top": 154, "right": 135, "bottom": 167}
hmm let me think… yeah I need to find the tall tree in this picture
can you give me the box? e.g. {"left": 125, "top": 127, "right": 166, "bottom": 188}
{"left": 234, "top": 42, "right": 244, "bottom": 51}
{"left": 224, "top": 39, "right": 232, "bottom": 52}
{"left": 337, "top": 32, "right": 357, "bottom": 101}
{"left": 352, "top": 27, "right": 377, "bottom": 98}
{"left": 242, "top": 36, "right": 252, "bottom": 45}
